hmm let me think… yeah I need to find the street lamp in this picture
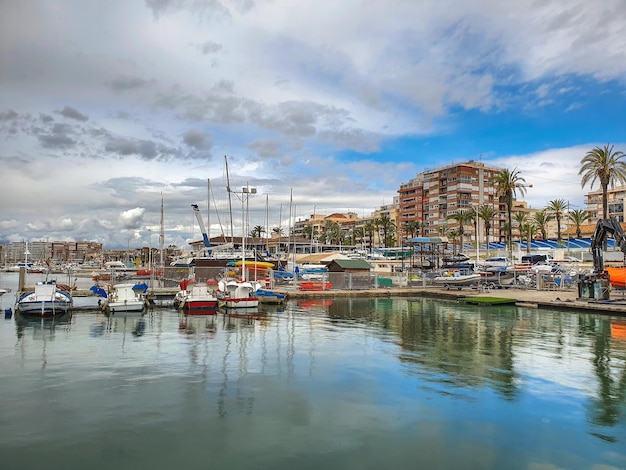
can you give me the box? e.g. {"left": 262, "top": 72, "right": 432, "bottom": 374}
{"left": 240, "top": 185, "right": 256, "bottom": 281}
{"left": 310, "top": 205, "right": 317, "bottom": 256}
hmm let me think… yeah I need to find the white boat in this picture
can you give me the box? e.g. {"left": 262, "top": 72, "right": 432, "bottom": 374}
{"left": 103, "top": 283, "right": 146, "bottom": 315}
{"left": 218, "top": 280, "right": 259, "bottom": 309}
{"left": 178, "top": 281, "right": 219, "bottom": 314}
{"left": 15, "top": 281, "right": 73, "bottom": 316}
{"left": 433, "top": 273, "right": 482, "bottom": 290}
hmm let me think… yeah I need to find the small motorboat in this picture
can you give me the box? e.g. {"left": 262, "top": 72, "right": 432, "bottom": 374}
{"left": 16, "top": 281, "right": 73, "bottom": 316}
{"left": 103, "top": 283, "right": 147, "bottom": 315}
{"left": 433, "top": 272, "right": 481, "bottom": 290}
{"left": 298, "top": 281, "right": 333, "bottom": 291}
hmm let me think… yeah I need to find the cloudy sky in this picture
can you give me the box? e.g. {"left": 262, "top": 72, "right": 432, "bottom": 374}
{"left": 1, "top": 0, "right": 625, "bottom": 250}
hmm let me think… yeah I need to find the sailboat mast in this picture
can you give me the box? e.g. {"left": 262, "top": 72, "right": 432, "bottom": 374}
{"left": 225, "top": 155, "right": 234, "bottom": 245}
{"left": 159, "top": 192, "right": 164, "bottom": 275}
{"left": 207, "top": 178, "right": 210, "bottom": 249}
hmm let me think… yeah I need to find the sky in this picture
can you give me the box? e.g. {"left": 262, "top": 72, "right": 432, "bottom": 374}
{"left": 1, "top": 0, "right": 625, "bottom": 250}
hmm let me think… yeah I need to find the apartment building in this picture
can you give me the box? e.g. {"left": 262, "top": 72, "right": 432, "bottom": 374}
{"left": 398, "top": 160, "right": 506, "bottom": 243}
{"left": 585, "top": 186, "right": 626, "bottom": 223}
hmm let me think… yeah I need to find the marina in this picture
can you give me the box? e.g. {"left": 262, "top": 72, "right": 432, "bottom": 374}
{"left": 1, "top": 271, "right": 626, "bottom": 469}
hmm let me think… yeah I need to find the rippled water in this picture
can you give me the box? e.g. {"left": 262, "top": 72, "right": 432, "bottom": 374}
{"left": 1, "top": 278, "right": 625, "bottom": 469}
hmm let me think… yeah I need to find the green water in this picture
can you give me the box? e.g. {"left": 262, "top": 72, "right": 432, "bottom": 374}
{"left": 0, "top": 294, "right": 625, "bottom": 469}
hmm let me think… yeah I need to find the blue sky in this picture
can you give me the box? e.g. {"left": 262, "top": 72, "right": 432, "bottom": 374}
{"left": 1, "top": 0, "right": 625, "bottom": 250}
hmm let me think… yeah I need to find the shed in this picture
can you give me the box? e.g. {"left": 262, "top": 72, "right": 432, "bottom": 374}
{"left": 326, "top": 259, "right": 372, "bottom": 273}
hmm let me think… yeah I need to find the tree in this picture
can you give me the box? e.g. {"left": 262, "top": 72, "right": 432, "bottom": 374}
{"left": 447, "top": 210, "right": 474, "bottom": 253}
{"left": 568, "top": 209, "right": 590, "bottom": 238}
{"left": 491, "top": 168, "right": 528, "bottom": 255}
{"left": 448, "top": 229, "right": 459, "bottom": 255}
{"left": 376, "top": 215, "right": 396, "bottom": 248}
{"left": 521, "top": 222, "right": 538, "bottom": 254}
{"left": 323, "top": 220, "right": 341, "bottom": 245}
{"left": 404, "top": 220, "right": 422, "bottom": 239}
{"left": 272, "top": 227, "right": 284, "bottom": 237}
{"left": 249, "top": 225, "right": 265, "bottom": 238}
{"left": 546, "top": 199, "right": 567, "bottom": 241}
{"left": 579, "top": 144, "right": 626, "bottom": 219}
{"left": 532, "top": 209, "right": 553, "bottom": 240}
{"left": 513, "top": 211, "right": 527, "bottom": 244}
{"left": 363, "top": 221, "right": 376, "bottom": 253}
{"left": 477, "top": 204, "right": 496, "bottom": 249}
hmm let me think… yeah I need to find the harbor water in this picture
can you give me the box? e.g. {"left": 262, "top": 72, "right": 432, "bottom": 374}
{"left": 1, "top": 273, "right": 625, "bottom": 469}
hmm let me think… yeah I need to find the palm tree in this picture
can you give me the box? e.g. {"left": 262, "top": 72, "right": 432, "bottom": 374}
{"left": 546, "top": 199, "right": 567, "bottom": 241}
{"left": 521, "top": 222, "right": 538, "bottom": 254}
{"left": 353, "top": 227, "right": 365, "bottom": 248}
{"left": 404, "top": 220, "right": 422, "bottom": 239}
{"left": 249, "top": 225, "right": 265, "bottom": 238}
{"left": 272, "top": 227, "right": 284, "bottom": 237}
{"left": 513, "top": 211, "right": 527, "bottom": 244}
{"left": 447, "top": 210, "right": 474, "bottom": 253}
{"left": 579, "top": 144, "right": 626, "bottom": 219}
{"left": 532, "top": 209, "right": 553, "bottom": 240}
{"left": 448, "top": 229, "right": 459, "bottom": 255}
{"left": 477, "top": 205, "right": 496, "bottom": 249}
{"left": 491, "top": 168, "right": 529, "bottom": 255}
{"left": 377, "top": 215, "right": 396, "bottom": 248}
{"left": 363, "top": 221, "right": 376, "bottom": 253}
{"left": 568, "top": 209, "right": 590, "bottom": 238}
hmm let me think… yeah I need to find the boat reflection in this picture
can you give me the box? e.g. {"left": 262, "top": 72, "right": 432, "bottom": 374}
{"left": 15, "top": 310, "right": 73, "bottom": 339}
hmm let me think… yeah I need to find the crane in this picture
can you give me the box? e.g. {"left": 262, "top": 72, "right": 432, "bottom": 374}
{"left": 590, "top": 217, "right": 626, "bottom": 274}
{"left": 191, "top": 203, "right": 211, "bottom": 253}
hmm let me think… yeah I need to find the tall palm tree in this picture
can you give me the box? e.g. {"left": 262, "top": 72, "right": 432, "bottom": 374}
{"left": 447, "top": 210, "right": 473, "bottom": 253}
{"left": 404, "top": 220, "right": 422, "bottom": 239}
{"left": 546, "top": 199, "right": 567, "bottom": 241}
{"left": 249, "top": 225, "right": 265, "bottom": 238}
{"left": 491, "top": 168, "right": 529, "bottom": 256}
{"left": 477, "top": 204, "right": 496, "bottom": 249}
{"left": 377, "top": 215, "right": 396, "bottom": 248}
{"left": 363, "top": 221, "right": 376, "bottom": 253}
{"left": 579, "top": 144, "right": 626, "bottom": 219}
{"left": 568, "top": 209, "right": 590, "bottom": 238}
{"left": 521, "top": 222, "right": 538, "bottom": 254}
{"left": 513, "top": 211, "right": 527, "bottom": 244}
{"left": 448, "top": 229, "right": 459, "bottom": 255}
{"left": 532, "top": 209, "right": 553, "bottom": 240}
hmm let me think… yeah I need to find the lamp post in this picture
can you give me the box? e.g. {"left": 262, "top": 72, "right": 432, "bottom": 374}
{"left": 240, "top": 185, "right": 256, "bottom": 281}
{"left": 310, "top": 205, "right": 317, "bottom": 257}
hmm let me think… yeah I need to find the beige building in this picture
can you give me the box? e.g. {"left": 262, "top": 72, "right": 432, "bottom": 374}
{"left": 585, "top": 186, "right": 626, "bottom": 223}
{"left": 398, "top": 160, "right": 506, "bottom": 243}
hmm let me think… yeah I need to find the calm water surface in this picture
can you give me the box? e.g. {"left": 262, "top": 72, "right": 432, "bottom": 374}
{"left": 1, "top": 274, "right": 625, "bottom": 469}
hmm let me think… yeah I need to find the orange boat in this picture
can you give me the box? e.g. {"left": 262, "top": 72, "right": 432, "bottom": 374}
{"left": 298, "top": 281, "right": 333, "bottom": 291}
{"left": 604, "top": 267, "right": 626, "bottom": 288}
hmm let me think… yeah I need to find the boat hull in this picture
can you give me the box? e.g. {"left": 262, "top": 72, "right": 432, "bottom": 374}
{"left": 221, "top": 297, "right": 259, "bottom": 309}
{"left": 183, "top": 300, "right": 219, "bottom": 313}
{"left": 433, "top": 274, "right": 481, "bottom": 289}
{"left": 105, "top": 301, "right": 146, "bottom": 315}
{"left": 16, "top": 299, "right": 72, "bottom": 316}
{"left": 298, "top": 281, "right": 333, "bottom": 291}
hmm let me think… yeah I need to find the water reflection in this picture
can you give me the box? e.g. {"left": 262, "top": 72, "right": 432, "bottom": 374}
{"left": 2, "top": 296, "right": 626, "bottom": 467}
{"left": 324, "top": 297, "right": 626, "bottom": 438}
{"left": 15, "top": 311, "right": 73, "bottom": 340}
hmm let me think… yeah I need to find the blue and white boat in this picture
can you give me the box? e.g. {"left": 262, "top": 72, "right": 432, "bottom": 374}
{"left": 16, "top": 281, "right": 73, "bottom": 317}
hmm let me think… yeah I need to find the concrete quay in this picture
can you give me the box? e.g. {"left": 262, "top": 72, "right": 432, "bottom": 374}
{"left": 274, "top": 285, "right": 626, "bottom": 316}
{"left": 72, "top": 285, "right": 626, "bottom": 316}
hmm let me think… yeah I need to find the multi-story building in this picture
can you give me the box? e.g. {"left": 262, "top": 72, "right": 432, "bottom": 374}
{"left": 1, "top": 240, "right": 103, "bottom": 265}
{"left": 398, "top": 160, "right": 506, "bottom": 243}
{"left": 585, "top": 186, "right": 626, "bottom": 223}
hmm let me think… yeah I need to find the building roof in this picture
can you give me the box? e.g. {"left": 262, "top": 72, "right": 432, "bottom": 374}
{"left": 327, "top": 259, "right": 373, "bottom": 271}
